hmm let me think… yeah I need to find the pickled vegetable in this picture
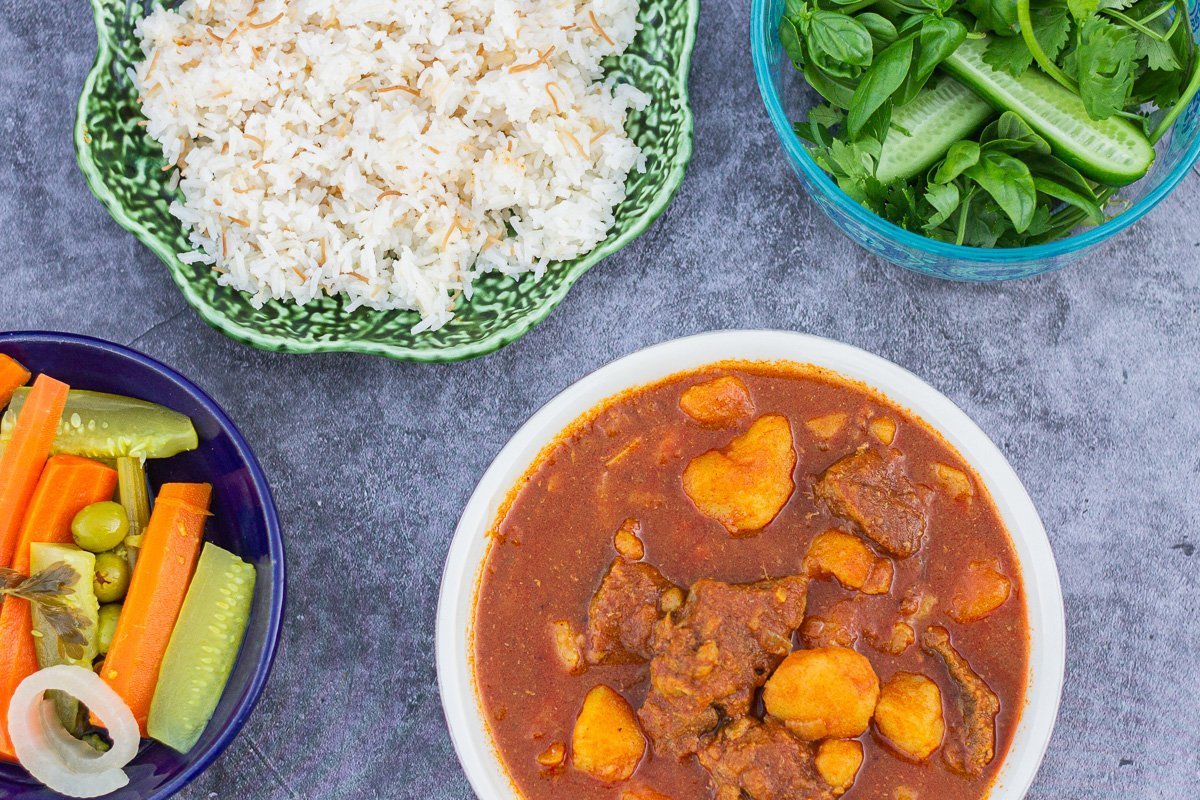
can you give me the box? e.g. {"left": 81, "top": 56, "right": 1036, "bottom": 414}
{"left": 148, "top": 543, "right": 255, "bottom": 753}
{"left": 6, "top": 665, "right": 139, "bottom": 797}
{"left": 97, "top": 604, "right": 122, "bottom": 655}
{"left": 0, "top": 354, "right": 30, "bottom": 411}
{"left": 71, "top": 501, "right": 129, "bottom": 553}
{"left": 100, "top": 483, "right": 211, "bottom": 733}
{"left": 28, "top": 543, "right": 100, "bottom": 730}
{"left": 93, "top": 553, "right": 131, "bottom": 604}
{"left": 116, "top": 457, "right": 151, "bottom": 568}
{"left": 1, "top": 389, "right": 198, "bottom": 460}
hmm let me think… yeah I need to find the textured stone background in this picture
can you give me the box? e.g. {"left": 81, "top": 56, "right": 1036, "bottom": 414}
{"left": 2, "top": 0, "right": 1199, "bottom": 797}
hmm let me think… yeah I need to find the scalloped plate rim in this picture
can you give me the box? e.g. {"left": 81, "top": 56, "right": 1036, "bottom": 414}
{"left": 75, "top": 0, "right": 699, "bottom": 363}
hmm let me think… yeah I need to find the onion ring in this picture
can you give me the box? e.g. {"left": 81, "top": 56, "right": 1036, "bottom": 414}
{"left": 7, "top": 665, "right": 140, "bottom": 797}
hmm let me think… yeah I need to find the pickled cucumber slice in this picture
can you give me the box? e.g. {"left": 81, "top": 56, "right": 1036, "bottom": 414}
{"left": 29, "top": 543, "right": 100, "bottom": 730}
{"left": 147, "top": 543, "right": 255, "bottom": 753}
{"left": 1, "top": 389, "right": 198, "bottom": 459}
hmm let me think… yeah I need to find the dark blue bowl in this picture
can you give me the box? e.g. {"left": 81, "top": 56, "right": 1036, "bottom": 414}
{"left": 0, "top": 331, "right": 284, "bottom": 800}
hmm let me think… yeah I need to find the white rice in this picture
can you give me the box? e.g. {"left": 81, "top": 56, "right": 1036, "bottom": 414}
{"left": 134, "top": 0, "right": 647, "bottom": 331}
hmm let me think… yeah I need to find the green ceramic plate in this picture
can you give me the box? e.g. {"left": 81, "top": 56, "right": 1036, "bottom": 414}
{"left": 77, "top": 0, "right": 697, "bottom": 362}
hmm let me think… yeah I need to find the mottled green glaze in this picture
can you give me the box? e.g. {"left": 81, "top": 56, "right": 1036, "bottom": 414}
{"left": 76, "top": 0, "right": 697, "bottom": 361}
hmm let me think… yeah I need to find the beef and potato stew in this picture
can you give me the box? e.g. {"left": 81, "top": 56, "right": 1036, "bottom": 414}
{"left": 473, "top": 363, "right": 1029, "bottom": 800}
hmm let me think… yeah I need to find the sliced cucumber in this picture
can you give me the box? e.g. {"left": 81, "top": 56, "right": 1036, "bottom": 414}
{"left": 147, "top": 543, "right": 255, "bottom": 754}
{"left": 1, "top": 388, "right": 198, "bottom": 460}
{"left": 29, "top": 543, "right": 100, "bottom": 731}
{"left": 943, "top": 36, "right": 1154, "bottom": 186}
{"left": 876, "top": 75, "right": 995, "bottom": 184}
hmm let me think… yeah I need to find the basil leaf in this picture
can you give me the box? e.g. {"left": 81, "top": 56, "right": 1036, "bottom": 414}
{"left": 988, "top": 112, "right": 1040, "bottom": 143}
{"left": 963, "top": 151, "right": 1037, "bottom": 232}
{"left": 966, "top": 0, "right": 1019, "bottom": 34}
{"left": 934, "top": 140, "right": 982, "bottom": 183}
{"left": 980, "top": 111, "right": 1052, "bottom": 154}
{"left": 1033, "top": 176, "right": 1105, "bottom": 224}
{"left": 899, "top": 16, "right": 967, "bottom": 104}
{"left": 784, "top": 0, "right": 808, "bottom": 17}
{"left": 1076, "top": 16, "right": 1137, "bottom": 119}
{"left": 1025, "top": 154, "right": 1097, "bottom": 199}
{"left": 858, "top": 12, "right": 899, "bottom": 52}
{"left": 808, "top": 104, "right": 846, "bottom": 129}
{"left": 919, "top": 0, "right": 956, "bottom": 14}
{"left": 924, "top": 182, "right": 962, "bottom": 227}
{"left": 780, "top": 17, "right": 806, "bottom": 70}
{"left": 807, "top": 63, "right": 859, "bottom": 109}
{"left": 809, "top": 11, "right": 875, "bottom": 74}
{"left": 861, "top": 99, "right": 895, "bottom": 145}
{"left": 847, "top": 34, "right": 915, "bottom": 139}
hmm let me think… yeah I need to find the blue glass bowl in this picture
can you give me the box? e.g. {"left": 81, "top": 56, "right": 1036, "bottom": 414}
{"left": 0, "top": 332, "right": 284, "bottom": 800}
{"left": 751, "top": 0, "right": 1200, "bottom": 279}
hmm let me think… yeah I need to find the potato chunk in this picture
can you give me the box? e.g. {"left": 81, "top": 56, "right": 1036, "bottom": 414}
{"left": 806, "top": 412, "right": 848, "bottom": 440}
{"left": 552, "top": 620, "right": 585, "bottom": 674}
{"left": 537, "top": 742, "right": 567, "bottom": 769}
{"left": 614, "top": 517, "right": 646, "bottom": 561}
{"left": 679, "top": 376, "right": 754, "bottom": 428}
{"left": 815, "top": 739, "right": 864, "bottom": 795}
{"left": 763, "top": 647, "right": 880, "bottom": 740}
{"left": 874, "top": 673, "right": 945, "bottom": 762}
{"left": 572, "top": 685, "right": 646, "bottom": 782}
{"left": 682, "top": 414, "right": 796, "bottom": 535}
{"left": 805, "top": 529, "right": 894, "bottom": 595}
{"left": 949, "top": 561, "right": 1012, "bottom": 623}
{"left": 932, "top": 463, "right": 973, "bottom": 501}
{"left": 869, "top": 416, "right": 897, "bottom": 445}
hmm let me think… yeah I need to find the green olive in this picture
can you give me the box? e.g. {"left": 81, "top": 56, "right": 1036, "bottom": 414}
{"left": 71, "top": 502, "right": 129, "bottom": 553}
{"left": 97, "top": 603, "right": 122, "bottom": 655}
{"left": 93, "top": 553, "right": 131, "bottom": 604}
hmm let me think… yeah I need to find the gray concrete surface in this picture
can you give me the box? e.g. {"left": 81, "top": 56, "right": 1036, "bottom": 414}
{"left": 2, "top": 0, "right": 1199, "bottom": 797}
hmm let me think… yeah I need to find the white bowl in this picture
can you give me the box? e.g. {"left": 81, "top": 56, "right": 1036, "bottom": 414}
{"left": 437, "top": 330, "right": 1066, "bottom": 800}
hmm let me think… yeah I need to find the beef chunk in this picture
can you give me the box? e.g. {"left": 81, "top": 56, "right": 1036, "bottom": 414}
{"left": 814, "top": 448, "right": 926, "bottom": 557}
{"left": 639, "top": 576, "right": 808, "bottom": 758}
{"left": 587, "top": 557, "right": 679, "bottom": 665}
{"left": 922, "top": 625, "right": 1000, "bottom": 776}
{"left": 698, "top": 719, "right": 834, "bottom": 800}
{"left": 799, "top": 597, "right": 867, "bottom": 649}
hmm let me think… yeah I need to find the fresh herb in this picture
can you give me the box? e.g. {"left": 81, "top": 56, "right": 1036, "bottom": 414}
{"left": 780, "top": 0, "right": 1200, "bottom": 247}
{"left": 1, "top": 562, "right": 93, "bottom": 659}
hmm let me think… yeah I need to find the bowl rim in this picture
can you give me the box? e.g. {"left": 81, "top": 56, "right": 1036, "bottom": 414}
{"left": 0, "top": 330, "right": 286, "bottom": 800}
{"left": 436, "top": 329, "right": 1066, "bottom": 800}
{"left": 749, "top": 0, "right": 1200, "bottom": 271}
{"left": 74, "top": 0, "right": 699, "bottom": 362}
